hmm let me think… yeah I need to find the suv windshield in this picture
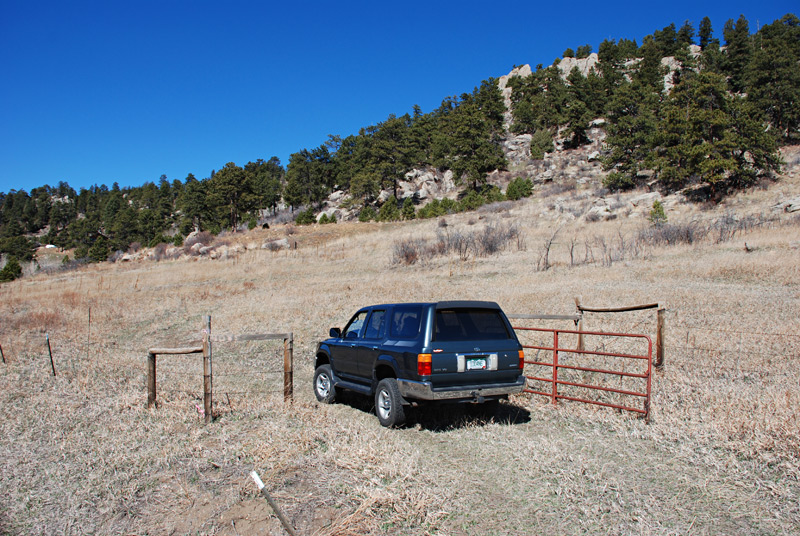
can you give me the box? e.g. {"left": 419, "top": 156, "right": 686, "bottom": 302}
{"left": 433, "top": 308, "right": 511, "bottom": 341}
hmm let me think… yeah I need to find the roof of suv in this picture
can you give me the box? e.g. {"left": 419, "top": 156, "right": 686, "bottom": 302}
{"left": 359, "top": 301, "right": 503, "bottom": 310}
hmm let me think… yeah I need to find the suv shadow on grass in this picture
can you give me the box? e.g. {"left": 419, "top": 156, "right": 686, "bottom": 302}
{"left": 334, "top": 391, "right": 531, "bottom": 431}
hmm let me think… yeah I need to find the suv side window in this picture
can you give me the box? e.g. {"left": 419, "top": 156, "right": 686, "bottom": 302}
{"left": 343, "top": 311, "right": 368, "bottom": 339}
{"left": 363, "top": 310, "right": 386, "bottom": 340}
{"left": 390, "top": 306, "right": 423, "bottom": 339}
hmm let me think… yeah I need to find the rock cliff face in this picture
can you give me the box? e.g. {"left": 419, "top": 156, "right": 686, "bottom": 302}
{"left": 319, "top": 45, "right": 784, "bottom": 222}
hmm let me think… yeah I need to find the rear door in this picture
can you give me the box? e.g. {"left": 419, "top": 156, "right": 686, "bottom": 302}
{"left": 357, "top": 308, "right": 387, "bottom": 377}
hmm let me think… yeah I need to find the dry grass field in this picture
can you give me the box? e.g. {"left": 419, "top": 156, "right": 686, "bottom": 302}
{"left": 1, "top": 163, "right": 799, "bottom": 535}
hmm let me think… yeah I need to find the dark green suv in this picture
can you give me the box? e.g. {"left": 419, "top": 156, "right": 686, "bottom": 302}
{"left": 313, "top": 301, "right": 526, "bottom": 427}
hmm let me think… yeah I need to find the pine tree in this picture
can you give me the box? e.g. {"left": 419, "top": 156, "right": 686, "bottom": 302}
{"left": 722, "top": 15, "right": 753, "bottom": 93}
{"left": 699, "top": 16, "right": 715, "bottom": 50}
{"left": 602, "top": 81, "right": 660, "bottom": 190}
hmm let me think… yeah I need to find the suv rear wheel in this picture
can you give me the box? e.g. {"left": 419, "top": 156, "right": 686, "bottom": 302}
{"left": 375, "top": 378, "right": 406, "bottom": 427}
{"left": 314, "top": 364, "right": 336, "bottom": 403}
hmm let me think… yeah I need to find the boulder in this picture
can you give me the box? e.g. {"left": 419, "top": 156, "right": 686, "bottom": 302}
{"left": 629, "top": 192, "right": 662, "bottom": 207}
{"left": 262, "top": 238, "right": 289, "bottom": 250}
{"left": 773, "top": 196, "right": 800, "bottom": 213}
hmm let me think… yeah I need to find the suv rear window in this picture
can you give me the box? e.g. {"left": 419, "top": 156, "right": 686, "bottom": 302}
{"left": 434, "top": 308, "right": 511, "bottom": 341}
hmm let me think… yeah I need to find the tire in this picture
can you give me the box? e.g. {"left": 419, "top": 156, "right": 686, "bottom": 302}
{"left": 313, "top": 364, "right": 336, "bottom": 403}
{"left": 375, "top": 378, "right": 406, "bottom": 427}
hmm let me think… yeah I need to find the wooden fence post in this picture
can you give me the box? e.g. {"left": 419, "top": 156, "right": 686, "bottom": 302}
{"left": 46, "top": 334, "right": 56, "bottom": 376}
{"left": 655, "top": 308, "right": 665, "bottom": 368}
{"left": 147, "top": 352, "right": 156, "bottom": 408}
{"left": 1, "top": 343, "right": 5, "bottom": 364}
{"left": 203, "top": 315, "right": 213, "bottom": 424}
{"left": 284, "top": 333, "right": 293, "bottom": 402}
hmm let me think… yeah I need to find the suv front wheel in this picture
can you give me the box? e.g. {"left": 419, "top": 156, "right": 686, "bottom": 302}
{"left": 375, "top": 378, "right": 406, "bottom": 427}
{"left": 314, "top": 364, "right": 336, "bottom": 403}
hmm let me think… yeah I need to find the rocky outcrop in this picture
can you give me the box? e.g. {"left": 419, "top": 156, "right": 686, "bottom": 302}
{"left": 773, "top": 196, "right": 800, "bottom": 213}
{"left": 557, "top": 53, "right": 599, "bottom": 78}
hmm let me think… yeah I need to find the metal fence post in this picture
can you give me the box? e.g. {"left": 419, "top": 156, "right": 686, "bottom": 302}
{"left": 46, "top": 334, "right": 56, "bottom": 376}
{"left": 552, "top": 330, "right": 559, "bottom": 405}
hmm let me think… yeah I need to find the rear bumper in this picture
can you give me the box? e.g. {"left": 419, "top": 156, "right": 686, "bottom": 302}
{"left": 397, "top": 376, "right": 526, "bottom": 401}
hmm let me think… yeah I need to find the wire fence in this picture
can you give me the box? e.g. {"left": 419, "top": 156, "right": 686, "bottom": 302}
{"left": 152, "top": 335, "right": 292, "bottom": 418}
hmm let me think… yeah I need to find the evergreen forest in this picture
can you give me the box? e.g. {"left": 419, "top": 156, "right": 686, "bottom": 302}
{"left": 1, "top": 13, "right": 798, "bottom": 280}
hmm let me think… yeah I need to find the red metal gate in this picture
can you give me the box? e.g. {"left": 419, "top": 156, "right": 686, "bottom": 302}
{"left": 514, "top": 327, "right": 652, "bottom": 421}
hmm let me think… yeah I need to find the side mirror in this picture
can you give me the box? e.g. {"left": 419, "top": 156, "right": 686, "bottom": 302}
{"left": 330, "top": 327, "right": 342, "bottom": 339}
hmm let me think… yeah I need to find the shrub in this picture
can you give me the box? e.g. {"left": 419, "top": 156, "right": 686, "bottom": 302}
{"left": 358, "top": 206, "right": 376, "bottom": 222}
{"left": 74, "top": 245, "right": 89, "bottom": 260}
{"left": 648, "top": 200, "right": 667, "bottom": 225}
{"left": 506, "top": 177, "right": 534, "bottom": 200}
{"left": 0, "top": 257, "right": 23, "bottom": 282}
{"left": 173, "top": 234, "right": 184, "bottom": 247}
{"left": 295, "top": 208, "right": 316, "bottom": 225}
{"left": 318, "top": 214, "right": 330, "bottom": 224}
{"left": 483, "top": 185, "right": 506, "bottom": 203}
{"left": 417, "top": 199, "right": 443, "bottom": 219}
{"left": 530, "top": 129, "right": 554, "bottom": 160}
{"left": 152, "top": 243, "right": 169, "bottom": 261}
{"left": 402, "top": 198, "right": 416, "bottom": 220}
{"left": 603, "top": 171, "right": 635, "bottom": 191}
{"left": 392, "top": 238, "right": 425, "bottom": 265}
{"left": 459, "top": 190, "right": 486, "bottom": 212}
{"left": 637, "top": 222, "right": 705, "bottom": 246}
{"left": 377, "top": 196, "right": 402, "bottom": 222}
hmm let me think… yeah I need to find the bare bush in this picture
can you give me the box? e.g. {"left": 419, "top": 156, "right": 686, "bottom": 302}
{"left": 392, "top": 238, "right": 425, "bottom": 265}
{"left": 392, "top": 222, "right": 523, "bottom": 265}
{"left": 478, "top": 201, "right": 514, "bottom": 214}
{"left": 638, "top": 222, "right": 706, "bottom": 246}
{"left": 151, "top": 243, "right": 169, "bottom": 261}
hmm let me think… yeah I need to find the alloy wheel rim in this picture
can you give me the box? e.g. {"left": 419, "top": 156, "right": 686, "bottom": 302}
{"left": 377, "top": 389, "right": 391, "bottom": 419}
{"left": 316, "top": 373, "right": 330, "bottom": 397}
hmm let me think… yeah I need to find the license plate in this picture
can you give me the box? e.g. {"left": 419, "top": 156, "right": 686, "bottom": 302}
{"left": 466, "top": 358, "right": 487, "bottom": 370}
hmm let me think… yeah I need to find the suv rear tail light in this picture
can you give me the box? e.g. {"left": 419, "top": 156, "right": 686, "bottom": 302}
{"left": 417, "top": 353, "right": 432, "bottom": 376}
{"left": 518, "top": 350, "right": 525, "bottom": 369}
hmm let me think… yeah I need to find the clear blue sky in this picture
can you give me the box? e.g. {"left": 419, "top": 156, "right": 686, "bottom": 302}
{"left": 1, "top": 0, "right": 795, "bottom": 194}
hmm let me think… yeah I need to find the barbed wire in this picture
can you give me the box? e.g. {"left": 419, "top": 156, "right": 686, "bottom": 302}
{"left": 672, "top": 324, "right": 800, "bottom": 338}
{"left": 671, "top": 345, "right": 800, "bottom": 361}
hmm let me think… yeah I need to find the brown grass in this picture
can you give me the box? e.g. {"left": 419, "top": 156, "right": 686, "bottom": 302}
{"left": 1, "top": 170, "right": 799, "bottom": 535}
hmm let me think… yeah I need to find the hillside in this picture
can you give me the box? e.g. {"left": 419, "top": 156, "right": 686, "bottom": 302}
{"left": 2, "top": 13, "right": 799, "bottom": 281}
{"left": 1, "top": 159, "right": 799, "bottom": 533}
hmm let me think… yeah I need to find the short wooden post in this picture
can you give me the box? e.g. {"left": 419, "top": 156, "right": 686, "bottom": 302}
{"left": 575, "top": 296, "right": 584, "bottom": 353}
{"left": 203, "top": 315, "right": 212, "bottom": 424}
{"left": 147, "top": 352, "right": 157, "bottom": 408}
{"left": 46, "top": 334, "right": 56, "bottom": 376}
{"left": 0, "top": 343, "right": 5, "bottom": 364}
{"left": 655, "top": 308, "right": 665, "bottom": 368}
{"left": 283, "top": 333, "right": 293, "bottom": 402}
